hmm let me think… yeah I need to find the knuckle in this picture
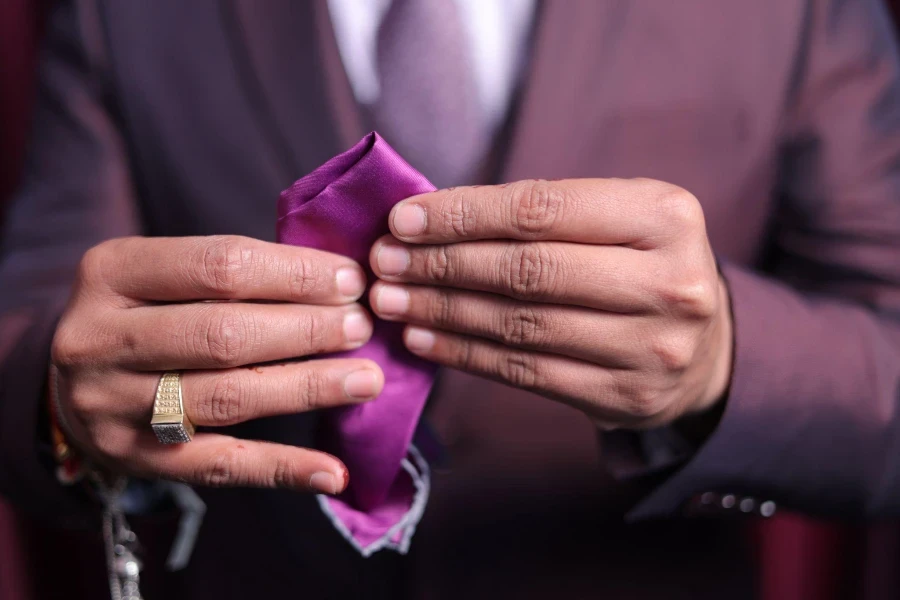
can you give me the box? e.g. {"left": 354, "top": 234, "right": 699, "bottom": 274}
{"left": 655, "top": 185, "right": 704, "bottom": 230}
{"left": 659, "top": 278, "right": 718, "bottom": 319}
{"left": 198, "top": 236, "right": 251, "bottom": 296}
{"left": 64, "top": 388, "right": 90, "bottom": 416}
{"left": 117, "top": 326, "right": 141, "bottom": 359}
{"left": 426, "top": 289, "right": 456, "bottom": 329}
{"left": 505, "top": 243, "right": 558, "bottom": 300}
{"left": 296, "top": 368, "right": 326, "bottom": 411}
{"left": 76, "top": 243, "right": 110, "bottom": 286}
{"left": 287, "top": 255, "right": 323, "bottom": 299}
{"left": 498, "top": 351, "right": 541, "bottom": 390}
{"left": 196, "top": 308, "right": 250, "bottom": 367}
{"left": 53, "top": 310, "right": 123, "bottom": 371}
{"left": 202, "top": 372, "right": 245, "bottom": 425}
{"left": 631, "top": 392, "right": 665, "bottom": 420}
{"left": 89, "top": 432, "right": 116, "bottom": 458}
{"left": 423, "top": 245, "right": 454, "bottom": 283}
{"left": 200, "top": 446, "right": 246, "bottom": 487}
{"left": 649, "top": 333, "right": 695, "bottom": 372}
{"left": 66, "top": 381, "right": 104, "bottom": 419}
{"left": 500, "top": 305, "right": 544, "bottom": 346}
{"left": 683, "top": 279, "right": 718, "bottom": 319}
{"left": 448, "top": 337, "right": 476, "bottom": 372}
{"left": 298, "top": 310, "right": 329, "bottom": 354}
{"left": 51, "top": 325, "right": 89, "bottom": 370}
{"left": 99, "top": 435, "right": 130, "bottom": 462}
{"left": 77, "top": 237, "right": 134, "bottom": 286}
{"left": 270, "top": 455, "right": 297, "bottom": 489}
{"left": 509, "top": 180, "right": 565, "bottom": 238}
{"left": 89, "top": 424, "right": 127, "bottom": 459}
{"left": 620, "top": 379, "right": 666, "bottom": 420}
{"left": 441, "top": 188, "right": 477, "bottom": 237}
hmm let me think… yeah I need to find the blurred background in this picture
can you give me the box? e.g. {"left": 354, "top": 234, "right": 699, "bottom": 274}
{"left": 1, "top": 1, "right": 899, "bottom": 599}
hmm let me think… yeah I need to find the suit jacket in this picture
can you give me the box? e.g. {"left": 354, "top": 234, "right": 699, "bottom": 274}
{"left": 2, "top": 0, "right": 899, "bottom": 598}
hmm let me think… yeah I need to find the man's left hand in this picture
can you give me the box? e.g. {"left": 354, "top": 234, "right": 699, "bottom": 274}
{"left": 369, "top": 178, "right": 733, "bottom": 430}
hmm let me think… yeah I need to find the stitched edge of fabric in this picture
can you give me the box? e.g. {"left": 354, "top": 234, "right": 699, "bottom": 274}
{"left": 316, "top": 444, "right": 431, "bottom": 557}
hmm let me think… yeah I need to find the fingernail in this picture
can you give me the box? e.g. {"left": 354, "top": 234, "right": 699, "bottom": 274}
{"left": 393, "top": 203, "right": 426, "bottom": 237}
{"left": 343, "top": 310, "right": 372, "bottom": 345}
{"left": 374, "top": 285, "right": 409, "bottom": 316}
{"left": 309, "top": 471, "right": 339, "bottom": 495}
{"left": 344, "top": 369, "right": 380, "bottom": 399}
{"left": 376, "top": 244, "right": 410, "bottom": 276}
{"left": 336, "top": 267, "right": 366, "bottom": 299}
{"left": 405, "top": 326, "right": 435, "bottom": 354}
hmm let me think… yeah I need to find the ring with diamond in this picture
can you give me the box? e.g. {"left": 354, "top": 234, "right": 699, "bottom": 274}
{"left": 151, "top": 372, "right": 195, "bottom": 444}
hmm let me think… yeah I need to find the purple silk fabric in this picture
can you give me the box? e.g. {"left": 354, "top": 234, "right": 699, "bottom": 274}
{"left": 277, "top": 132, "right": 437, "bottom": 552}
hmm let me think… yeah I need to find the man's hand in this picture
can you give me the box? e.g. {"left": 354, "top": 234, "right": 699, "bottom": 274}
{"left": 53, "top": 236, "right": 383, "bottom": 494}
{"left": 369, "top": 179, "right": 733, "bottom": 430}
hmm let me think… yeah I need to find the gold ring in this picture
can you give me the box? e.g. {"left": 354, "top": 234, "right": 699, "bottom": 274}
{"left": 151, "top": 372, "right": 195, "bottom": 444}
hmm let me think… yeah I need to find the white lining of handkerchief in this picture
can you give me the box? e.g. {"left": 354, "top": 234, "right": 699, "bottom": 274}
{"left": 316, "top": 444, "right": 430, "bottom": 557}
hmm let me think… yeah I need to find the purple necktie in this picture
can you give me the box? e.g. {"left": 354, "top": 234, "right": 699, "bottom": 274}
{"left": 373, "top": 0, "right": 488, "bottom": 188}
{"left": 277, "top": 133, "right": 437, "bottom": 555}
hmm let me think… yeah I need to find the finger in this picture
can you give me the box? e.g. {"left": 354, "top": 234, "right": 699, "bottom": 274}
{"left": 117, "top": 302, "right": 373, "bottom": 370}
{"left": 184, "top": 360, "right": 384, "bottom": 425}
{"left": 129, "top": 432, "right": 350, "bottom": 494}
{"left": 400, "top": 325, "right": 645, "bottom": 424}
{"left": 371, "top": 236, "right": 656, "bottom": 312}
{"left": 88, "top": 235, "right": 367, "bottom": 304}
{"left": 105, "top": 359, "right": 385, "bottom": 425}
{"left": 370, "top": 282, "right": 646, "bottom": 367}
{"left": 388, "top": 178, "right": 701, "bottom": 245}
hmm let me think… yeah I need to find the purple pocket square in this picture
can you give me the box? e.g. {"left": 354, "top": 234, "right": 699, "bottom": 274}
{"left": 277, "top": 133, "right": 437, "bottom": 555}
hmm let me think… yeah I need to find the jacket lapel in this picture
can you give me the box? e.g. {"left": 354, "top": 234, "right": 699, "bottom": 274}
{"left": 312, "top": 0, "right": 368, "bottom": 150}
{"left": 224, "top": 0, "right": 363, "bottom": 179}
{"left": 226, "top": 0, "right": 602, "bottom": 185}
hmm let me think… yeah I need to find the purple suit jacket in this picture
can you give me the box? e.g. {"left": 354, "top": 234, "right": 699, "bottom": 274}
{"left": 1, "top": 0, "right": 899, "bottom": 598}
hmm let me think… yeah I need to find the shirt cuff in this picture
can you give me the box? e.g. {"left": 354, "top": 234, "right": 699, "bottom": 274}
{"left": 603, "top": 426, "right": 698, "bottom": 480}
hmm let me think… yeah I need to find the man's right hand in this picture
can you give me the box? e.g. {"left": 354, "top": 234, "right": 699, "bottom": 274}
{"left": 51, "top": 236, "right": 382, "bottom": 495}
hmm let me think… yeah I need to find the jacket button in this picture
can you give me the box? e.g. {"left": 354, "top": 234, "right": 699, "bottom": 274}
{"left": 759, "top": 500, "right": 777, "bottom": 517}
{"left": 699, "top": 492, "right": 718, "bottom": 505}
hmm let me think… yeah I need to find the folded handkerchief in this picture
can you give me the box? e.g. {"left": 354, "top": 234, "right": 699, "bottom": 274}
{"left": 277, "top": 133, "right": 437, "bottom": 556}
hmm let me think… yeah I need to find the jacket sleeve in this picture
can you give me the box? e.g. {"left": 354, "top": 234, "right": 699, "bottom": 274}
{"left": 624, "top": 0, "right": 900, "bottom": 519}
{"left": 0, "top": 0, "right": 140, "bottom": 524}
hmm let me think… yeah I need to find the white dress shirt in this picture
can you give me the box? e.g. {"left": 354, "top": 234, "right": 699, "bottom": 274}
{"left": 326, "top": 0, "right": 537, "bottom": 136}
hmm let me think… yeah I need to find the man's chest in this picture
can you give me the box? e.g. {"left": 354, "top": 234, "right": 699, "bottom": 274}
{"left": 107, "top": 0, "right": 803, "bottom": 266}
